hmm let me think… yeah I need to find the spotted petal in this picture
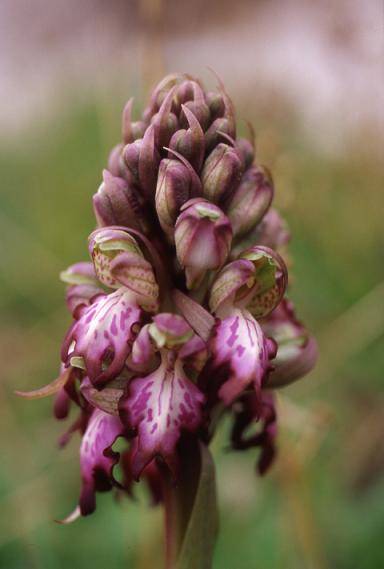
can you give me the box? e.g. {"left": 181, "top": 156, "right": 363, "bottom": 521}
{"left": 79, "top": 409, "right": 124, "bottom": 515}
{"left": 61, "top": 288, "right": 141, "bottom": 386}
{"left": 120, "top": 354, "right": 205, "bottom": 478}
{"left": 210, "top": 308, "right": 276, "bottom": 405}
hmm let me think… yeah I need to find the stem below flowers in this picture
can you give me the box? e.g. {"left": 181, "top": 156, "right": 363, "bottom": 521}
{"left": 161, "top": 439, "right": 218, "bottom": 569}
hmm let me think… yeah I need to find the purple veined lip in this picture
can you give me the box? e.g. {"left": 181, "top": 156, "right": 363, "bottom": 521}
{"left": 119, "top": 351, "right": 205, "bottom": 480}
{"left": 210, "top": 308, "right": 277, "bottom": 406}
{"left": 61, "top": 287, "right": 142, "bottom": 386}
{"left": 79, "top": 409, "right": 124, "bottom": 515}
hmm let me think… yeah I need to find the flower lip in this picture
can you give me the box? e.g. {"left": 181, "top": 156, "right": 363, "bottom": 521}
{"left": 79, "top": 409, "right": 125, "bottom": 515}
{"left": 209, "top": 308, "right": 276, "bottom": 406}
{"left": 61, "top": 287, "right": 142, "bottom": 386}
{"left": 119, "top": 351, "right": 205, "bottom": 479}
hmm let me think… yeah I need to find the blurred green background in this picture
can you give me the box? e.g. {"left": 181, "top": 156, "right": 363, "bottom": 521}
{"left": 0, "top": 1, "right": 383, "bottom": 568}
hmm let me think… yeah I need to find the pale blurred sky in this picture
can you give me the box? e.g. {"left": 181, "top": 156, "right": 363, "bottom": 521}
{"left": 1, "top": 0, "right": 382, "bottom": 148}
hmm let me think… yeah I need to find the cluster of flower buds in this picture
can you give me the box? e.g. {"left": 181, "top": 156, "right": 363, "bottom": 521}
{"left": 18, "top": 73, "right": 316, "bottom": 519}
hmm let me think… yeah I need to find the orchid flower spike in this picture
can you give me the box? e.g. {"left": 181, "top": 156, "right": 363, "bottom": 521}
{"left": 18, "top": 72, "right": 316, "bottom": 520}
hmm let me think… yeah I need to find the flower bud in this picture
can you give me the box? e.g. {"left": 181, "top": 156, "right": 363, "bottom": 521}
{"left": 226, "top": 165, "right": 273, "bottom": 237}
{"left": 235, "top": 138, "right": 254, "bottom": 170}
{"left": 155, "top": 159, "right": 193, "bottom": 238}
{"left": 107, "top": 143, "right": 124, "bottom": 177}
{"left": 168, "top": 105, "right": 205, "bottom": 172}
{"left": 201, "top": 143, "right": 243, "bottom": 203}
{"left": 92, "top": 170, "right": 149, "bottom": 233}
{"left": 175, "top": 198, "right": 232, "bottom": 289}
{"left": 143, "top": 73, "right": 181, "bottom": 121}
{"left": 150, "top": 87, "right": 179, "bottom": 148}
{"left": 122, "top": 125, "right": 160, "bottom": 200}
{"left": 204, "top": 79, "right": 236, "bottom": 147}
{"left": 88, "top": 227, "right": 143, "bottom": 288}
{"left": 204, "top": 117, "right": 233, "bottom": 153}
{"left": 121, "top": 98, "right": 147, "bottom": 143}
{"left": 253, "top": 208, "right": 291, "bottom": 250}
{"left": 206, "top": 91, "right": 225, "bottom": 120}
{"left": 179, "top": 100, "right": 210, "bottom": 132}
{"left": 122, "top": 139, "right": 141, "bottom": 182}
{"left": 210, "top": 246, "right": 287, "bottom": 318}
{"left": 173, "top": 79, "right": 204, "bottom": 113}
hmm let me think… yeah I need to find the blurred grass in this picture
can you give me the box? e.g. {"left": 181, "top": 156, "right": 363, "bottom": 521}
{"left": 0, "top": 92, "right": 383, "bottom": 569}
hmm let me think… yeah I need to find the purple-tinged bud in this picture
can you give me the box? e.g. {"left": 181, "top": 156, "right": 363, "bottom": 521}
{"left": 168, "top": 105, "right": 205, "bottom": 172}
{"left": 173, "top": 79, "right": 204, "bottom": 113}
{"left": 201, "top": 143, "right": 243, "bottom": 203}
{"left": 235, "top": 138, "right": 255, "bottom": 170}
{"left": 150, "top": 87, "right": 179, "bottom": 148}
{"left": 175, "top": 198, "right": 232, "bottom": 289}
{"left": 230, "top": 208, "right": 290, "bottom": 260}
{"left": 226, "top": 166, "right": 274, "bottom": 237}
{"left": 262, "top": 299, "right": 318, "bottom": 388}
{"left": 143, "top": 73, "right": 181, "bottom": 121}
{"left": 206, "top": 91, "right": 225, "bottom": 120}
{"left": 93, "top": 170, "right": 149, "bottom": 234}
{"left": 122, "top": 139, "right": 141, "bottom": 182}
{"left": 123, "top": 125, "right": 160, "bottom": 200}
{"left": 219, "top": 81, "right": 236, "bottom": 136}
{"left": 210, "top": 246, "right": 287, "bottom": 318}
{"left": 204, "top": 117, "right": 233, "bottom": 153}
{"left": 155, "top": 159, "right": 193, "bottom": 238}
{"left": 174, "top": 80, "right": 195, "bottom": 108}
{"left": 179, "top": 100, "right": 210, "bottom": 132}
{"left": 107, "top": 143, "right": 124, "bottom": 177}
{"left": 254, "top": 208, "right": 291, "bottom": 250}
{"left": 122, "top": 99, "right": 146, "bottom": 143}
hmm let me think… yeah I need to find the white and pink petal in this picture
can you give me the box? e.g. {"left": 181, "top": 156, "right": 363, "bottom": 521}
{"left": 120, "top": 356, "right": 205, "bottom": 479}
{"left": 61, "top": 288, "right": 142, "bottom": 386}
{"left": 210, "top": 308, "right": 276, "bottom": 405}
{"left": 79, "top": 409, "right": 125, "bottom": 515}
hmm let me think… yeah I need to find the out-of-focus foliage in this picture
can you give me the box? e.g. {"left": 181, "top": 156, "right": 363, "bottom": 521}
{"left": 0, "top": 84, "right": 383, "bottom": 569}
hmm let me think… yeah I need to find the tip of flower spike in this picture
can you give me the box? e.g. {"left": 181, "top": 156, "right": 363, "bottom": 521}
{"left": 55, "top": 506, "right": 81, "bottom": 525}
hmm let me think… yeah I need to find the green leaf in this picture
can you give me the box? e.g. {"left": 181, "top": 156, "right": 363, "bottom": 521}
{"left": 166, "top": 441, "right": 218, "bottom": 569}
{"left": 177, "top": 443, "right": 218, "bottom": 569}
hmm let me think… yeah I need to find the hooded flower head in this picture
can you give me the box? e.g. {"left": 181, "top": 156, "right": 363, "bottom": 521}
{"left": 18, "top": 72, "right": 316, "bottom": 519}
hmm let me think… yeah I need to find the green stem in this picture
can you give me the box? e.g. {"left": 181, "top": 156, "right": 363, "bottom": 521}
{"left": 161, "top": 439, "right": 219, "bottom": 569}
